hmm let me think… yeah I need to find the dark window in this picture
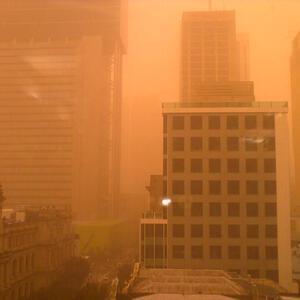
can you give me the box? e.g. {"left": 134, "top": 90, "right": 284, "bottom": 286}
{"left": 246, "top": 159, "right": 258, "bottom": 173}
{"left": 264, "top": 137, "right": 275, "bottom": 151}
{"left": 191, "top": 203, "right": 203, "bottom": 217}
{"left": 209, "top": 180, "right": 221, "bottom": 195}
{"left": 246, "top": 203, "right": 258, "bottom": 217}
{"left": 228, "top": 246, "right": 240, "bottom": 259}
{"left": 172, "top": 159, "right": 184, "bottom": 173}
{"left": 209, "top": 225, "right": 221, "bottom": 238}
{"left": 247, "top": 225, "right": 259, "bottom": 238}
{"left": 191, "top": 159, "right": 203, "bottom": 173}
{"left": 163, "top": 115, "right": 167, "bottom": 133}
{"left": 227, "top": 180, "right": 240, "bottom": 195}
{"left": 173, "top": 245, "right": 184, "bottom": 259}
{"left": 209, "top": 159, "right": 221, "bottom": 173}
{"left": 246, "top": 181, "right": 258, "bottom": 195}
{"left": 173, "top": 116, "right": 184, "bottom": 130}
{"left": 172, "top": 202, "right": 184, "bottom": 217}
{"left": 172, "top": 180, "right": 184, "bottom": 195}
{"left": 227, "top": 115, "right": 239, "bottom": 129}
{"left": 209, "top": 202, "right": 221, "bottom": 217}
{"left": 191, "top": 246, "right": 203, "bottom": 259}
{"left": 191, "top": 224, "right": 203, "bottom": 238}
{"left": 247, "top": 246, "right": 259, "bottom": 259}
{"left": 245, "top": 115, "right": 257, "bottom": 129}
{"left": 228, "top": 225, "right": 240, "bottom": 238}
{"left": 191, "top": 137, "right": 203, "bottom": 151}
{"left": 245, "top": 138, "right": 258, "bottom": 151}
{"left": 227, "top": 159, "right": 239, "bottom": 173}
{"left": 248, "top": 270, "right": 260, "bottom": 278}
{"left": 163, "top": 137, "right": 167, "bottom": 154}
{"left": 263, "top": 115, "right": 275, "bottom": 130}
{"left": 173, "top": 224, "right": 185, "bottom": 238}
{"left": 190, "top": 180, "right": 203, "bottom": 195}
{"left": 266, "top": 246, "right": 278, "bottom": 260}
{"left": 210, "top": 246, "right": 222, "bottom": 259}
{"left": 173, "top": 137, "right": 184, "bottom": 151}
{"left": 227, "top": 137, "right": 239, "bottom": 151}
{"left": 145, "top": 224, "right": 154, "bottom": 237}
{"left": 163, "top": 180, "right": 167, "bottom": 197}
{"left": 265, "top": 203, "right": 277, "bottom": 217}
{"left": 155, "top": 224, "right": 164, "bottom": 237}
{"left": 191, "top": 116, "right": 202, "bottom": 129}
{"left": 209, "top": 137, "right": 221, "bottom": 151}
{"left": 266, "top": 225, "right": 277, "bottom": 238}
{"left": 266, "top": 270, "right": 279, "bottom": 282}
{"left": 264, "top": 181, "right": 277, "bottom": 195}
{"left": 145, "top": 245, "right": 154, "bottom": 258}
{"left": 163, "top": 159, "right": 167, "bottom": 176}
{"left": 228, "top": 203, "right": 240, "bottom": 217}
{"left": 208, "top": 116, "right": 220, "bottom": 129}
{"left": 155, "top": 245, "right": 163, "bottom": 259}
{"left": 264, "top": 159, "right": 276, "bottom": 173}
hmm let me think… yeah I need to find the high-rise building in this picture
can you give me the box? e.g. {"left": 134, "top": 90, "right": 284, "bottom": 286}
{"left": 181, "top": 11, "right": 238, "bottom": 101}
{"left": 180, "top": 11, "right": 251, "bottom": 102}
{"left": 162, "top": 100, "right": 295, "bottom": 291}
{"left": 290, "top": 32, "right": 300, "bottom": 212}
{"left": 0, "top": 0, "right": 127, "bottom": 219}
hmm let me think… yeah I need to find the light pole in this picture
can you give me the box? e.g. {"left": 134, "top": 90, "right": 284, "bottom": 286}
{"left": 162, "top": 198, "right": 172, "bottom": 268}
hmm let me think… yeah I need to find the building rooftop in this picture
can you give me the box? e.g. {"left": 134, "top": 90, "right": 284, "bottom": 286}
{"left": 130, "top": 268, "right": 285, "bottom": 298}
{"left": 162, "top": 101, "right": 288, "bottom": 114}
{"left": 163, "top": 101, "right": 287, "bottom": 109}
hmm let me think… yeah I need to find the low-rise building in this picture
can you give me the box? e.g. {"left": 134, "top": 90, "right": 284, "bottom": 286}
{"left": 0, "top": 187, "right": 77, "bottom": 300}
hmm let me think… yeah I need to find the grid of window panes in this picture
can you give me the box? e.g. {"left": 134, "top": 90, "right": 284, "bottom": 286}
{"left": 163, "top": 113, "right": 278, "bottom": 281}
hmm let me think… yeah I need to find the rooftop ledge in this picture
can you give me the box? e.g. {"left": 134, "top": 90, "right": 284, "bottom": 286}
{"left": 163, "top": 101, "right": 288, "bottom": 109}
{"left": 162, "top": 101, "right": 288, "bottom": 113}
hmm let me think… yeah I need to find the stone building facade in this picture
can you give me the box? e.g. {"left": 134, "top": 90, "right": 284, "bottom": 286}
{"left": 0, "top": 191, "right": 77, "bottom": 300}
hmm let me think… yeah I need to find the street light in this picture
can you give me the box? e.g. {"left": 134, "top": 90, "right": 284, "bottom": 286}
{"left": 162, "top": 198, "right": 172, "bottom": 207}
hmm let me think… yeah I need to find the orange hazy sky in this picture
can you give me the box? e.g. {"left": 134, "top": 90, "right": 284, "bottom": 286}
{"left": 121, "top": 0, "right": 300, "bottom": 194}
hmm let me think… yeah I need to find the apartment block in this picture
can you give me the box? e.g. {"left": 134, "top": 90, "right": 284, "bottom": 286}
{"left": 162, "top": 101, "right": 294, "bottom": 291}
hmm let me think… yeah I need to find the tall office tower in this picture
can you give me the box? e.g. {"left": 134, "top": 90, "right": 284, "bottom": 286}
{"left": 162, "top": 100, "right": 294, "bottom": 291}
{"left": 180, "top": 11, "right": 252, "bottom": 102}
{"left": 181, "top": 11, "right": 238, "bottom": 101}
{"left": 0, "top": 0, "right": 127, "bottom": 219}
{"left": 290, "top": 32, "right": 300, "bottom": 212}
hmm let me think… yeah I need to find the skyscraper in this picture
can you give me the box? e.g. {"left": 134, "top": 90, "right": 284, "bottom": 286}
{"left": 181, "top": 11, "right": 238, "bottom": 101}
{"left": 0, "top": 0, "right": 127, "bottom": 219}
{"left": 290, "top": 32, "right": 300, "bottom": 212}
{"left": 180, "top": 11, "right": 251, "bottom": 103}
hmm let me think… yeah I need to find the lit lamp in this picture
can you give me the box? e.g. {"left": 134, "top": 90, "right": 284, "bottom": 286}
{"left": 162, "top": 198, "right": 172, "bottom": 219}
{"left": 162, "top": 198, "right": 172, "bottom": 207}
